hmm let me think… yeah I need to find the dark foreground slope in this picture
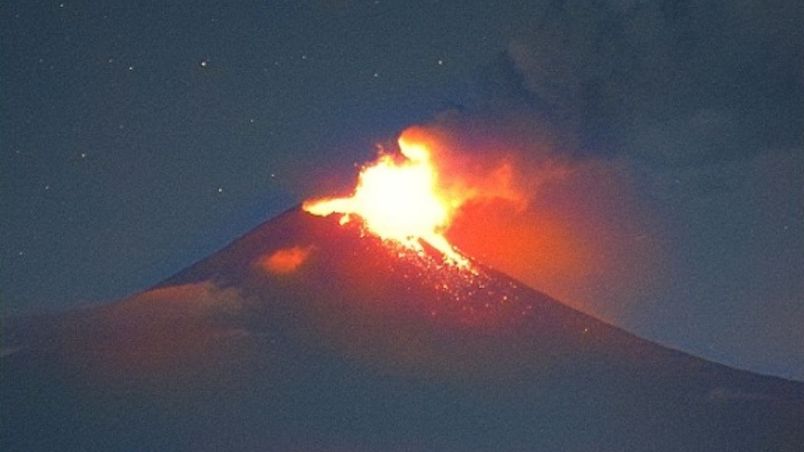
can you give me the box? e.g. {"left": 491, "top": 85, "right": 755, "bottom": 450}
{"left": 3, "top": 208, "right": 803, "bottom": 451}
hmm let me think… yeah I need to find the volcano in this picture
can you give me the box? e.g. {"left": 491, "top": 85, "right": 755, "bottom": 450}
{"left": 3, "top": 207, "right": 803, "bottom": 451}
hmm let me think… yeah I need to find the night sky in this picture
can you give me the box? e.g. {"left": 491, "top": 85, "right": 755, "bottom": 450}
{"left": 2, "top": 1, "right": 802, "bottom": 379}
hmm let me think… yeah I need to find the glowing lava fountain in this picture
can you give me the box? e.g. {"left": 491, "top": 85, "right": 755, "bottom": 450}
{"left": 303, "top": 133, "right": 469, "bottom": 267}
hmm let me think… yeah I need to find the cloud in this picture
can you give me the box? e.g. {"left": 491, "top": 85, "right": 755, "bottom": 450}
{"left": 72, "top": 281, "right": 251, "bottom": 377}
{"left": 117, "top": 281, "right": 245, "bottom": 319}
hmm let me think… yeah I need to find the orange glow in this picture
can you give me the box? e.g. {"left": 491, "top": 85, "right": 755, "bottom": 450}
{"left": 304, "top": 133, "right": 469, "bottom": 267}
{"left": 447, "top": 158, "right": 664, "bottom": 323}
{"left": 259, "top": 246, "right": 312, "bottom": 274}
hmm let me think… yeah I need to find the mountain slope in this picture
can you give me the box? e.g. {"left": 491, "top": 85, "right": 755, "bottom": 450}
{"left": 3, "top": 207, "right": 803, "bottom": 451}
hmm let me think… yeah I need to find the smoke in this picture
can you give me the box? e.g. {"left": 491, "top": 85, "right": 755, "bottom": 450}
{"left": 401, "top": 0, "right": 803, "bottom": 377}
{"left": 400, "top": 114, "right": 664, "bottom": 323}
{"left": 503, "top": 0, "right": 802, "bottom": 164}
{"left": 118, "top": 281, "right": 245, "bottom": 318}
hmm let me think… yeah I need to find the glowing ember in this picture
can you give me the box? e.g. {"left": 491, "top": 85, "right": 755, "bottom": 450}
{"left": 259, "top": 246, "right": 312, "bottom": 274}
{"left": 304, "top": 134, "right": 469, "bottom": 267}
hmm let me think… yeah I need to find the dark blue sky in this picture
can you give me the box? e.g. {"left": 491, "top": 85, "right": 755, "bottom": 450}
{"left": 2, "top": 1, "right": 802, "bottom": 379}
{"left": 2, "top": 0, "right": 521, "bottom": 305}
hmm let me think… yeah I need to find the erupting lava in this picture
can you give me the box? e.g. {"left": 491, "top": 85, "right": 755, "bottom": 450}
{"left": 303, "top": 133, "right": 469, "bottom": 267}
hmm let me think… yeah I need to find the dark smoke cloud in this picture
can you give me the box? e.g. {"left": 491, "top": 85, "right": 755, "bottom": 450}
{"left": 505, "top": 0, "right": 802, "bottom": 164}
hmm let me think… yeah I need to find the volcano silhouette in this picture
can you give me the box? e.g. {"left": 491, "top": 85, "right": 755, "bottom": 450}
{"left": 3, "top": 207, "right": 803, "bottom": 451}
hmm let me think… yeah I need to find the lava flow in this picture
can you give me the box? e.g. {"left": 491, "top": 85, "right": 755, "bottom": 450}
{"left": 303, "top": 132, "right": 469, "bottom": 267}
